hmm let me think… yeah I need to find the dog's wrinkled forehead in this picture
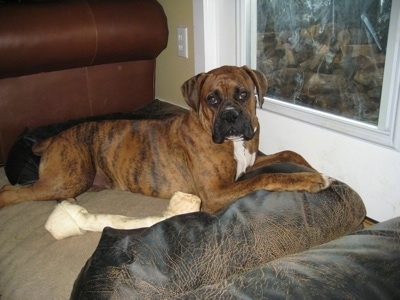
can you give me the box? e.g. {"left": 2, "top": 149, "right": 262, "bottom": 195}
{"left": 201, "top": 73, "right": 252, "bottom": 96}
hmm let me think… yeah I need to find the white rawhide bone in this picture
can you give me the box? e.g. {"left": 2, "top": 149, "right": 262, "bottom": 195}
{"left": 45, "top": 192, "right": 201, "bottom": 240}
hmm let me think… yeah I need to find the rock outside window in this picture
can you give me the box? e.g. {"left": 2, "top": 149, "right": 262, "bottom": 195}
{"left": 256, "top": 0, "right": 392, "bottom": 126}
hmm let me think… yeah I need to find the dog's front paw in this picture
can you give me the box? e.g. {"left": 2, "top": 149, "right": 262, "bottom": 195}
{"left": 309, "top": 173, "right": 334, "bottom": 193}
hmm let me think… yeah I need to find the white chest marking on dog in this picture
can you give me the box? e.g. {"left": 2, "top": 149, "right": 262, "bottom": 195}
{"left": 233, "top": 140, "right": 256, "bottom": 180}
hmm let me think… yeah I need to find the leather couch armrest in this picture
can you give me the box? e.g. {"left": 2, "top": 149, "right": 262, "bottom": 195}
{"left": 0, "top": 0, "right": 168, "bottom": 79}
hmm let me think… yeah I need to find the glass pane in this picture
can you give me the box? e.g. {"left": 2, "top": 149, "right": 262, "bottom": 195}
{"left": 257, "top": 0, "right": 392, "bottom": 125}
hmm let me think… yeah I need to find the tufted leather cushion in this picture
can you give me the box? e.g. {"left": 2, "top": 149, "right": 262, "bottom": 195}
{"left": 71, "top": 174, "right": 366, "bottom": 299}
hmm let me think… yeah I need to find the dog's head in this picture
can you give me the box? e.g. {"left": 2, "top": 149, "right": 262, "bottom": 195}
{"left": 181, "top": 65, "right": 268, "bottom": 144}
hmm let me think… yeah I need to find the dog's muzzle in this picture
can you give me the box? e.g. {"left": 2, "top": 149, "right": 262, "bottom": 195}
{"left": 212, "top": 107, "right": 255, "bottom": 144}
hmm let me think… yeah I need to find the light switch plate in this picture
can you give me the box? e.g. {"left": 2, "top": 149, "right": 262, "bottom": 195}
{"left": 177, "top": 27, "right": 188, "bottom": 58}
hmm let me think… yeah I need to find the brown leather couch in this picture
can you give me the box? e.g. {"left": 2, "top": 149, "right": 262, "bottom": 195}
{"left": 0, "top": 0, "right": 168, "bottom": 165}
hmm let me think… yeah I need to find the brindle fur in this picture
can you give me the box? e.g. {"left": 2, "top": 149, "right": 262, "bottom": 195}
{"left": 0, "top": 66, "right": 330, "bottom": 212}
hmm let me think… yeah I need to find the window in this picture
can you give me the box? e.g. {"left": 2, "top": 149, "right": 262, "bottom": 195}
{"left": 244, "top": 0, "right": 400, "bottom": 148}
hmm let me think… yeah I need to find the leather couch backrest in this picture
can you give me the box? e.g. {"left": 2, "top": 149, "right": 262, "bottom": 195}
{"left": 0, "top": 0, "right": 168, "bottom": 79}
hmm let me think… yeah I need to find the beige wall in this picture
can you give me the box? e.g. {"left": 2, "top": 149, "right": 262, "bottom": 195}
{"left": 155, "top": 0, "right": 195, "bottom": 107}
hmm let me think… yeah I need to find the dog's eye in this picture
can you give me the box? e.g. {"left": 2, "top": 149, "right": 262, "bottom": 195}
{"left": 239, "top": 91, "right": 248, "bottom": 100}
{"left": 207, "top": 95, "right": 220, "bottom": 106}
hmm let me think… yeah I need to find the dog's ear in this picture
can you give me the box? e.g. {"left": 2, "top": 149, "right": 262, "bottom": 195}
{"left": 241, "top": 66, "right": 268, "bottom": 108}
{"left": 181, "top": 73, "right": 208, "bottom": 112}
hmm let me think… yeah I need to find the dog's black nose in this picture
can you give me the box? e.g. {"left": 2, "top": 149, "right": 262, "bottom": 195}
{"left": 222, "top": 109, "right": 240, "bottom": 124}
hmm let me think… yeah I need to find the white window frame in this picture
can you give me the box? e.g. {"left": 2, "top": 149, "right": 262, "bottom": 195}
{"left": 193, "top": 0, "right": 400, "bottom": 150}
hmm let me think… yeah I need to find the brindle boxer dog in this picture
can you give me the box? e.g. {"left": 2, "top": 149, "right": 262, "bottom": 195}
{"left": 0, "top": 66, "right": 331, "bottom": 212}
